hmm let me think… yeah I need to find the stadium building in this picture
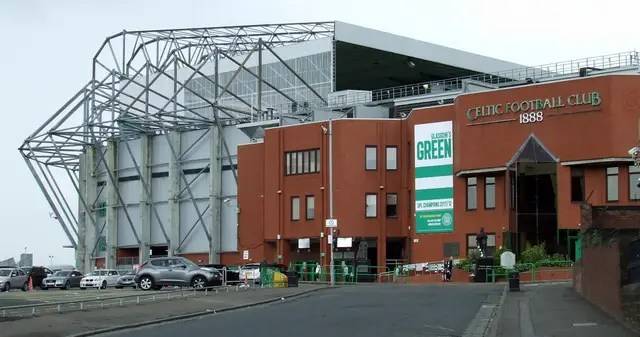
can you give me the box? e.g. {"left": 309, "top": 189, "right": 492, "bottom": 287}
{"left": 20, "top": 21, "right": 640, "bottom": 272}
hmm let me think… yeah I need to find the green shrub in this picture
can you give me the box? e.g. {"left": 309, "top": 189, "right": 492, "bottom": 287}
{"left": 520, "top": 243, "right": 548, "bottom": 264}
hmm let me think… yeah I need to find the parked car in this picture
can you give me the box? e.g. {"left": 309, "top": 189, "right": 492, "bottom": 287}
{"left": 239, "top": 263, "right": 261, "bottom": 283}
{"left": 0, "top": 267, "right": 29, "bottom": 292}
{"left": 115, "top": 271, "right": 137, "bottom": 289}
{"left": 80, "top": 269, "right": 121, "bottom": 289}
{"left": 200, "top": 264, "right": 239, "bottom": 284}
{"left": 134, "top": 257, "right": 222, "bottom": 291}
{"left": 42, "top": 270, "right": 83, "bottom": 290}
{"left": 25, "top": 266, "right": 54, "bottom": 288}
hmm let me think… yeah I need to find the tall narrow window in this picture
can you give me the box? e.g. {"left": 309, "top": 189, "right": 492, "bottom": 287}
{"left": 306, "top": 195, "right": 315, "bottom": 220}
{"left": 365, "top": 193, "right": 377, "bottom": 218}
{"left": 302, "top": 151, "right": 310, "bottom": 173}
{"left": 386, "top": 193, "right": 398, "bottom": 217}
{"left": 485, "top": 177, "right": 496, "bottom": 209}
{"left": 629, "top": 166, "right": 640, "bottom": 200}
{"left": 309, "top": 150, "right": 316, "bottom": 174}
{"left": 606, "top": 167, "right": 619, "bottom": 201}
{"left": 386, "top": 146, "right": 397, "bottom": 170}
{"left": 297, "top": 152, "right": 303, "bottom": 174}
{"left": 571, "top": 167, "right": 585, "bottom": 202}
{"left": 291, "top": 152, "right": 297, "bottom": 175}
{"left": 285, "top": 153, "right": 291, "bottom": 175}
{"left": 291, "top": 197, "right": 300, "bottom": 221}
{"left": 466, "top": 177, "right": 477, "bottom": 210}
{"left": 365, "top": 146, "right": 377, "bottom": 171}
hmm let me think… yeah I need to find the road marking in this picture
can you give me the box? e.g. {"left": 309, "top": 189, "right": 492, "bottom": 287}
{"left": 572, "top": 322, "right": 598, "bottom": 327}
{"left": 519, "top": 298, "right": 536, "bottom": 337}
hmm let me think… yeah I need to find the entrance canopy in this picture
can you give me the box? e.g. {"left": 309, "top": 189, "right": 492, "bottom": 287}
{"left": 508, "top": 134, "right": 558, "bottom": 165}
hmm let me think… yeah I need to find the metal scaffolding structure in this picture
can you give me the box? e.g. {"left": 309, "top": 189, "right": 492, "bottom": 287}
{"left": 19, "top": 22, "right": 336, "bottom": 270}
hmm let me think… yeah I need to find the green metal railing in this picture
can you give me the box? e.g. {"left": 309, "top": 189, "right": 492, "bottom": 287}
{"left": 482, "top": 260, "right": 574, "bottom": 283}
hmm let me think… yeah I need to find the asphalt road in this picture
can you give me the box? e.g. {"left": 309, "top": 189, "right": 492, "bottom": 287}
{"left": 106, "top": 283, "right": 502, "bottom": 337}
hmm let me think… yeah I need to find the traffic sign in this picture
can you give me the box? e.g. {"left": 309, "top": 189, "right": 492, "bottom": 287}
{"left": 325, "top": 219, "right": 338, "bottom": 228}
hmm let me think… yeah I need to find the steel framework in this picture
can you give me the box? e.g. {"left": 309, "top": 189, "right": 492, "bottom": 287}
{"left": 19, "top": 22, "right": 335, "bottom": 269}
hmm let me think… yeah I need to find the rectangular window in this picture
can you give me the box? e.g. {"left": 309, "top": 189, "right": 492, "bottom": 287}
{"left": 467, "top": 233, "right": 496, "bottom": 257}
{"left": 284, "top": 149, "right": 320, "bottom": 176}
{"left": 286, "top": 153, "right": 291, "bottom": 175}
{"left": 365, "top": 146, "right": 377, "bottom": 171}
{"left": 485, "top": 177, "right": 496, "bottom": 209}
{"left": 571, "top": 167, "right": 585, "bottom": 202}
{"left": 365, "top": 193, "right": 377, "bottom": 218}
{"left": 606, "top": 167, "right": 619, "bottom": 201}
{"left": 630, "top": 166, "right": 640, "bottom": 200}
{"left": 467, "top": 177, "right": 477, "bottom": 210}
{"left": 386, "top": 146, "right": 397, "bottom": 170}
{"left": 386, "top": 193, "right": 398, "bottom": 217}
{"left": 291, "top": 197, "right": 300, "bottom": 221}
{"left": 306, "top": 195, "right": 315, "bottom": 220}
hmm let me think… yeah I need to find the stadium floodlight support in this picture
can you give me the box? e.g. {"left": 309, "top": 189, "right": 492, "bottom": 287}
{"left": 20, "top": 22, "right": 335, "bottom": 271}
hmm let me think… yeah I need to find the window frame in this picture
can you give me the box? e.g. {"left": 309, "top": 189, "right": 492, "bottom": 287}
{"left": 365, "top": 146, "right": 377, "bottom": 171}
{"left": 629, "top": 165, "right": 640, "bottom": 201}
{"left": 466, "top": 232, "right": 497, "bottom": 257}
{"left": 466, "top": 177, "right": 478, "bottom": 211}
{"left": 305, "top": 195, "right": 315, "bottom": 220}
{"left": 606, "top": 167, "right": 619, "bottom": 202}
{"left": 485, "top": 176, "right": 496, "bottom": 209}
{"left": 385, "top": 146, "right": 398, "bottom": 171}
{"left": 386, "top": 193, "right": 398, "bottom": 218}
{"left": 365, "top": 193, "right": 377, "bottom": 218}
{"left": 291, "top": 196, "right": 300, "bottom": 221}
{"left": 284, "top": 149, "right": 320, "bottom": 176}
{"left": 571, "top": 167, "right": 585, "bottom": 202}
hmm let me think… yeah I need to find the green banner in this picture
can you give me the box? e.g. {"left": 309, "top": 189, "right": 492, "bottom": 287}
{"left": 414, "top": 121, "right": 454, "bottom": 233}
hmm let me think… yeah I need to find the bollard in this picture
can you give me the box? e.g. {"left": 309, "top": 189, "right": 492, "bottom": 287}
{"left": 136, "top": 296, "right": 140, "bottom": 304}
{"left": 32, "top": 307, "right": 36, "bottom": 316}
{"left": 80, "top": 302, "right": 83, "bottom": 310}
{"left": 235, "top": 285, "right": 239, "bottom": 292}
{"left": 205, "top": 288, "right": 208, "bottom": 296}
{"left": 57, "top": 304, "right": 61, "bottom": 313}
{"left": 152, "top": 295, "right": 156, "bottom": 301}
{"left": 120, "top": 299, "right": 123, "bottom": 306}
{"left": 2, "top": 309, "right": 5, "bottom": 318}
{"left": 215, "top": 288, "right": 218, "bottom": 294}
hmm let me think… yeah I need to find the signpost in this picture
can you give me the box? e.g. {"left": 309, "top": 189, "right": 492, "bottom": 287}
{"left": 414, "top": 121, "right": 454, "bottom": 233}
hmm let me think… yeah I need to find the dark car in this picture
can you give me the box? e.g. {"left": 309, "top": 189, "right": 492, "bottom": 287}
{"left": 200, "top": 264, "right": 239, "bottom": 284}
{"left": 25, "top": 266, "right": 53, "bottom": 288}
{"left": 42, "top": 270, "right": 83, "bottom": 290}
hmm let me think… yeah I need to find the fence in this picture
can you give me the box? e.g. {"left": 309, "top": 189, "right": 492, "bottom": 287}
{"left": 479, "top": 260, "right": 574, "bottom": 283}
{"left": 0, "top": 285, "right": 245, "bottom": 319}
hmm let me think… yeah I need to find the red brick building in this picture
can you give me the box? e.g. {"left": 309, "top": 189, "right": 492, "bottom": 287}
{"left": 229, "top": 74, "right": 640, "bottom": 269}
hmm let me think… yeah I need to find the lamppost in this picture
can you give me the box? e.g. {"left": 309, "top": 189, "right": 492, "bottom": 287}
{"left": 328, "top": 115, "right": 335, "bottom": 287}
{"left": 48, "top": 255, "right": 54, "bottom": 266}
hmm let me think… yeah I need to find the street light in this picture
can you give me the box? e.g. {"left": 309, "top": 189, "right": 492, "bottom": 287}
{"left": 322, "top": 114, "right": 335, "bottom": 287}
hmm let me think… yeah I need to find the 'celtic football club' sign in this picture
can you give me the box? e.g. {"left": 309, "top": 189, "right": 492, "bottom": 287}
{"left": 414, "top": 121, "right": 454, "bottom": 233}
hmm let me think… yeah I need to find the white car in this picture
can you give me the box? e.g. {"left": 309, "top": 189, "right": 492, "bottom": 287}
{"left": 80, "top": 269, "right": 121, "bottom": 289}
{"left": 239, "top": 264, "right": 261, "bottom": 283}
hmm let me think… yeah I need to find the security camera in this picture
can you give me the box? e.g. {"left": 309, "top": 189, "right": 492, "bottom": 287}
{"left": 628, "top": 146, "right": 639, "bottom": 156}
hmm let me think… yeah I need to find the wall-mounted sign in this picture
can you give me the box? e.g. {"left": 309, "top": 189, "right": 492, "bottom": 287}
{"left": 242, "top": 250, "right": 249, "bottom": 260}
{"left": 337, "top": 237, "right": 353, "bottom": 248}
{"left": 414, "top": 121, "right": 454, "bottom": 233}
{"left": 465, "top": 91, "right": 602, "bottom": 124}
{"left": 298, "top": 238, "right": 310, "bottom": 249}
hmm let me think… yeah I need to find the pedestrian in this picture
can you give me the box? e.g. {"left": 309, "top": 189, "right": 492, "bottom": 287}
{"left": 445, "top": 256, "right": 454, "bottom": 282}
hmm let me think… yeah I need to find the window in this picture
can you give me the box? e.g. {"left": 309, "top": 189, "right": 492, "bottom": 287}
{"left": 386, "top": 146, "right": 397, "bottom": 170}
{"left": 606, "top": 167, "right": 619, "bottom": 201}
{"left": 291, "top": 197, "right": 300, "bottom": 221}
{"left": 365, "top": 193, "right": 377, "bottom": 218}
{"left": 306, "top": 195, "right": 315, "bottom": 220}
{"left": 285, "top": 149, "right": 320, "bottom": 176}
{"left": 466, "top": 177, "right": 477, "bottom": 210}
{"left": 630, "top": 166, "right": 640, "bottom": 200}
{"left": 386, "top": 193, "right": 398, "bottom": 217}
{"left": 571, "top": 167, "right": 585, "bottom": 202}
{"left": 485, "top": 177, "right": 496, "bottom": 209}
{"left": 365, "top": 146, "right": 377, "bottom": 170}
{"left": 467, "top": 233, "right": 496, "bottom": 257}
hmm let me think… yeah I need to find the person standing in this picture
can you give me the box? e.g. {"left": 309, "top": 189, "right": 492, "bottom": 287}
{"left": 445, "top": 256, "right": 454, "bottom": 282}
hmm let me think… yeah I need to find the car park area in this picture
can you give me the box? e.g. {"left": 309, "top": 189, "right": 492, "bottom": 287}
{"left": 0, "top": 287, "right": 142, "bottom": 307}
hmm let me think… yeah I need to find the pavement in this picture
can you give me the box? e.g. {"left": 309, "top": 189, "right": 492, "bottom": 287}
{"left": 0, "top": 284, "right": 328, "bottom": 337}
{"left": 0, "top": 288, "right": 141, "bottom": 307}
{"left": 496, "top": 281, "right": 639, "bottom": 337}
{"left": 102, "top": 283, "right": 504, "bottom": 337}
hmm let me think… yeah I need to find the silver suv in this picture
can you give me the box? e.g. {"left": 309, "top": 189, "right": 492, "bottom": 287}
{"left": 134, "top": 257, "right": 221, "bottom": 290}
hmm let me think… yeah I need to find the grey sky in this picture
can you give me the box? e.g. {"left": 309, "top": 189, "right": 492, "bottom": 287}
{"left": 1, "top": 0, "right": 637, "bottom": 266}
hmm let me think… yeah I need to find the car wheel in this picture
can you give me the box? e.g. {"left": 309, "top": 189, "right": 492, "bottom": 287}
{"left": 115, "top": 286, "right": 122, "bottom": 289}
{"left": 2, "top": 283, "right": 9, "bottom": 292}
{"left": 139, "top": 276, "right": 154, "bottom": 291}
{"left": 41, "top": 286, "right": 48, "bottom": 290}
{"left": 191, "top": 276, "right": 206, "bottom": 290}
{"left": 80, "top": 287, "right": 86, "bottom": 290}
{"left": 101, "top": 281, "right": 107, "bottom": 290}
{"left": 21, "top": 282, "right": 28, "bottom": 292}
{"left": 63, "top": 281, "right": 70, "bottom": 290}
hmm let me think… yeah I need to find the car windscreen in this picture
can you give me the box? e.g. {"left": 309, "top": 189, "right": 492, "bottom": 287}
{"left": 0, "top": 270, "right": 12, "bottom": 276}
{"left": 54, "top": 271, "right": 71, "bottom": 277}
